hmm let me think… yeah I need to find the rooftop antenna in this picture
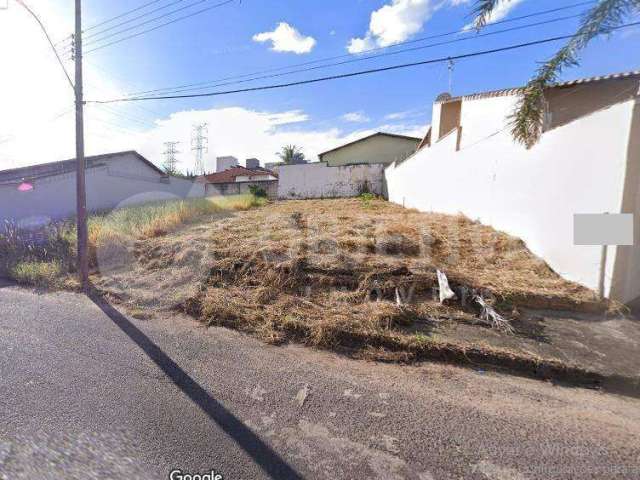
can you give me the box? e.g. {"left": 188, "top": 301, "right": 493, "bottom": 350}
{"left": 447, "top": 58, "right": 455, "bottom": 94}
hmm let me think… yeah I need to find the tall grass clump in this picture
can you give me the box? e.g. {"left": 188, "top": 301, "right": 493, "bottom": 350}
{"left": 10, "top": 260, "right": 63, "bottom": 287}
{"left": 88, "top": 195, "right": 264, "bottom": 245}
{"left": 1, "top": 194, "right": 266, "bottom": 287}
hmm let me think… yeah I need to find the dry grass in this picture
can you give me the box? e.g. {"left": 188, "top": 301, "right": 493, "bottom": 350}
{"left": 88, "top": 195, "right": 264, "bottom": 245}
{"left": 83, "top": 197, "right": 621, "bottom": 380}
{"left": 0, "top": 195, "right": 265, "bottom": 287}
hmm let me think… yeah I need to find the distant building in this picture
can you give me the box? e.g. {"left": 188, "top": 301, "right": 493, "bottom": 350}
{"left": 216, "top": 156, "right": 239, "bottom": 172}
{"left": 245, "top": 158, "right": 260, "bottom": 170}
{"left": 264, "top": 162, "right": 283, "bottom": 173}
{"left": 0, "top": 151, "right": 203, "bottom": 230}
{"left": 318, "top": 132, "right": 421, "bottom": 167}
{"left": 198, "top": 166, "right": 278, "bottom": 199}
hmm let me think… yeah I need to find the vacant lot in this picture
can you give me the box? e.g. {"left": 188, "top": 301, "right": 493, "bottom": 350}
{"left": 86, "top": 197, "right": 640, "bottom": 386}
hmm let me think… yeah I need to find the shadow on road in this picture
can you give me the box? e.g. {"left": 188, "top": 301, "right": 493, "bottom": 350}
{"left": 88, "top": 289, "right": 303, "bottom": 480}
{"left": 0, "top": 277, "right": 16, "bottom": 288}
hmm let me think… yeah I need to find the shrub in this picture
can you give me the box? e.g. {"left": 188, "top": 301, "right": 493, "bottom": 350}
{"left": 10, "top": 260, "right": 62, "bottom": 287}
{"left": 248, "top": 185, "right": 268, "bottom": 198}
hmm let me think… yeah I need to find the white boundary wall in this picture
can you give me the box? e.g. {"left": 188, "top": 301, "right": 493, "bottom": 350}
{"left": 277, "top": 162, "right": 384, "bottom": 199}
{"left": 0, "top": 152, "right": 204, "bottom": 228}
{"left": 385, "top": 95, "right": 636, "bottom": 298}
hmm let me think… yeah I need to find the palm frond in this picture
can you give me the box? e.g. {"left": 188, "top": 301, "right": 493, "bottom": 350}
{"left": 472, "top": 0, "right": 508, "bottom": 30}
{"left": 510, "top": 0, "right": 639, "bottom": 147}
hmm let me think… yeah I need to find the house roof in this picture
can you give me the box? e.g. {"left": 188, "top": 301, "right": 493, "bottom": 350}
{"left": 436, "top": 70, "right": 640, "bottom": 104}
{"left": 0, "top": 150, "right": 166, "bottom": 184}
{"left": 200, "top": 166, "right": 277, "bottom": 184}
{"left": 318, "top": 132, "right": 422, "bottom": 159}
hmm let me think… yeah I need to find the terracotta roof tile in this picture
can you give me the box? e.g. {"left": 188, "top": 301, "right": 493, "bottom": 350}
{"left": 200, "top": 166, "right": 276, "bottom": 184}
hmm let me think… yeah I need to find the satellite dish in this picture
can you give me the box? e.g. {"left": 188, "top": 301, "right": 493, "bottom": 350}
{"left": 435, "top": 92, "right": 452, "bottom": 102}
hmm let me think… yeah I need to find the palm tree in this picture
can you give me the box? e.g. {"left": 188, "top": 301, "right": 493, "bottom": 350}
{"left": 277, "top": 144, "right": 306, "bottom": 164}
{"left": 473, "top": 0, "right": 639, "bottom": 148}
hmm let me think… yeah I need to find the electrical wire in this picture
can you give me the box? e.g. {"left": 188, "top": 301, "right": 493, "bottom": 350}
{"left": 125, "top": 0, "right": 597, "bottom": 97}
{"left": 14, "top": 0, "right": 74, "bottom": 90}
{"left": 85, "top": 0, "right": 177, "bottom": 32}
{"left": 76, "top": 0, "right": 236, "bottom": 56}
{"left": 87, "top": 23, "right": 640, "bottom": 104}
{"left": 130, "top": 13, "right": 585, "bottom": 97}
{"left": 83, "top": 0, "right": 217, "bottom": 44}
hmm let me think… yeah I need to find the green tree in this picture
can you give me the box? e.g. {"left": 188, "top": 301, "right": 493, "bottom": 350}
{"left": 473, "top": 0, "right": 639, "bottom": 148}
{"left": 277, "top": 144, "right": 306, "bottom": 164}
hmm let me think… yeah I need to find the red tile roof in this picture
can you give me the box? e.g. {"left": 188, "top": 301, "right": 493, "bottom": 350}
{"left": 200, "top": 166, "right": 276, "bottom": 184}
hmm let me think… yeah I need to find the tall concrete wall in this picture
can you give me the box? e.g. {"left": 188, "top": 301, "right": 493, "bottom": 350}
{"left": 277, "top": 162, "right": 384, "bottom": 199}
{"left": 0, "top": 152, "right": 204, "bottom": 229}
{"left": 385, "top": 93, "right": 638, "bottom": 302}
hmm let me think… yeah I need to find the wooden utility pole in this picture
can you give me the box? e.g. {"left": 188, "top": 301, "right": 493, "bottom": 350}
{"left": 74, "top": 0, "right": 89, "bottom": 288}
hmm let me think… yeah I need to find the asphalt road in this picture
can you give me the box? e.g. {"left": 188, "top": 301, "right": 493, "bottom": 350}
{"left": 1, "top": 282, "right": 639, "bottom": 480}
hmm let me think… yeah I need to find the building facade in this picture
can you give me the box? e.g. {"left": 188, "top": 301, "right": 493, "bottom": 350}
{"left": 318, "top": 132, "right": 421, "bottom": 167}
{"left": 0, "top": 151, "right": 203, "bottom": 230}
{"left": 216, "top": 156, "right": 239, "bottom": 173}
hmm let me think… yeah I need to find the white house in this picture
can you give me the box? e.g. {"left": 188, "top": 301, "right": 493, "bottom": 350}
{"left": 385, "top": 71, "right": 640, "bottom": 306}
{"left": 0, "top": 151, "right": 204, "bottom": 229}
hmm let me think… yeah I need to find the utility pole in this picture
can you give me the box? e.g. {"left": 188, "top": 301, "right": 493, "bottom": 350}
{"left": 191, "top": 123, "right": 208, "bottom": 176}
{"left": 162, "top": 141, "right": 180, "bottom": 174}
{"left": 73, "top": 0, "right": 89, "bottom": 289}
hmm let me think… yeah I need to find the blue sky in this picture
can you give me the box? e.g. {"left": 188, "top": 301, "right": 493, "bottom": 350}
{"left": 1, "top": 0, "right": 639, "bottom": 171}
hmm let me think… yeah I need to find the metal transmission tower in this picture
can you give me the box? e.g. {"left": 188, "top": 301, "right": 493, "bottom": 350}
{"left": 191, "top": 123, "right": 208, "bottom": 175}
{"left": 162, "top": 141, "right": 180, "bottom": 174}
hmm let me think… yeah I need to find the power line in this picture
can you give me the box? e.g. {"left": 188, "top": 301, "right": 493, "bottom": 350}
{"left": 14, "top": 0, "right": 74, "bottom": 90}
{"left": 83, "top": 0, "right": 218, "bottom": 44}
{"left": 55, "top": 0, "right": 187, "bottom": 47}
{"left": 125, "top": 0, "right": 597, "bottom": 97}
{"left": 78, "top": 0, "right": 236, "bottom": 56}
{"left": 82, "top": 59, "right": 166, "bottom": 120}
{"left": 85, "top": 0, "right": 173, "bottom": 32}
{"left": 91, "top": 104, "right": 158, "bottom": 129}
{"left": 127, "top": 13, "right": 585, "bottom": 98}
{"left": 87, "top": 23, "right": 640, "bottom": 104}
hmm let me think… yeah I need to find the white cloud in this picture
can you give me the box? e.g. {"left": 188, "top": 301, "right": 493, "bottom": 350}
{"left": 385, "top": 111, "right": 409, "bottom": 120}
{"left": 342, "top": 112, "right": 370, "bottom": 123}
{"left": 253, "top": 22, "right": 316, "bottom": 54}
{"left": 0, "top": 2, "right": 123, "bottom": 167}
{"left": 0, "top": 4, "right": 425, "bottom": 174}
{"left": 348, "top": 0, "right": 525, "bottom": 53}
{"left": 348, "top": 0, "right": 436, "bottom": 53}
